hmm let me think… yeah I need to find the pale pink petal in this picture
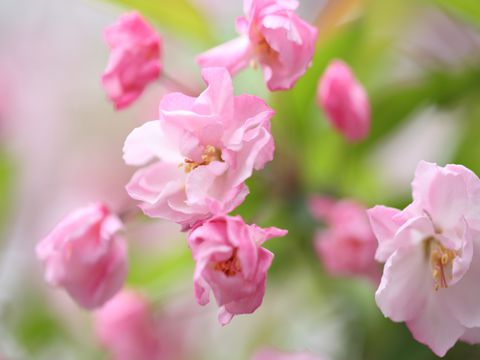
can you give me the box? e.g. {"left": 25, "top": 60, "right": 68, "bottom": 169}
{"left": 197, "top": 37, "right": 252, "bottom": 76}
{"left": 368, "top": 206, "right": 404, "bottom": 262}
{"left": 406, "top": 291, "right": 465, "bottom": 357}
{"left": 375, "top": 245, "right": 431, "bottom": 322}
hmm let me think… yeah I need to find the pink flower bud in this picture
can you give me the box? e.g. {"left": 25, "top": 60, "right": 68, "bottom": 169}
{"left": 317, "top": 60, "right": 370, "bottom": 142}
{"left": 36, "top": 203, "right": 127, "bottom": 309}
{"left": 188, "top": 215, "right": 287, "bottom": 325}
{"left": 310, "top": 197, "right": 379, "bottom": 282}
{"left": 102, "top": 12, "right": 162, "bottom": 110}
{"left": 197, "top": 0, "right": 317, "bottom": 91}
{"left": 95, "top": 290, "right": 163, "bottom": 360}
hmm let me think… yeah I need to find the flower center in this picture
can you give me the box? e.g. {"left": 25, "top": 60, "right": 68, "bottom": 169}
{"left": 180, "top": 145, "right": 222, "bottom": 173}
{"left": 424, "top": 237, "right": 457, "bottom": 290}
{"left": 214, "top": 249, "right": 241, "bottom": 277}
{"left": 250, "top": 35, "right": 279, "bottom": 69}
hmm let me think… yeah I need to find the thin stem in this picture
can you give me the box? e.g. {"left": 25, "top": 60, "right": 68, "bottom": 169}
{"left": 160, "top": 71, "right": 199, "bottom": 97}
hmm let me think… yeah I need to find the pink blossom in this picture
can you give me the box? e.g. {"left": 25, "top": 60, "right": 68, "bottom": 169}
{"left": 253, "top": 349, "right": 324, "bottom": 360}
{"left": 187, "top": 214, "right": 287, "bottom": 325}
{"left": 95, "top": 290, "right": 163, "bottom": 360}
{"left": 317, "top": 60, "right": 370, "bottom": 142}
{"left": 123, "top": 67, "right": 276, "bottom": 230}
{"left": 197, "top": 0, "right": 317, "bottom": 91}
{"left": 102, "top": 12, "right": 162, "bottom": 110}
{"left": 310, "top": 196, "right": 379, "bottom": 281}
{"left": 368, "top": 161, "right": 480, "bottom": 356}
{"left": 36, "top": 203, "right": 127, "bottom": 309}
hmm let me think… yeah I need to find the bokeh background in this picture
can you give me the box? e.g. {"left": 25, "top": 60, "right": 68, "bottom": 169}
{"left": 1, "top": 0, "right": 480, "bottom": 359}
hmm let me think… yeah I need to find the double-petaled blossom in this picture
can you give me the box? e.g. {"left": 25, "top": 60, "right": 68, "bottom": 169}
{"left": 252, "top": 349, "right": 324, "bottom": 360}
{"left": 310, "top": 196, "right": 379, "bottom": 282}
{"left": 317, "top": 60, "right": 370, "bottom": 142}
{"left": 197, "top": 0, "right": 317, "bottom": 91}
{"left": 36, "top": 203, "right": 127, "bottom": 309}
{"left": 368, "top": 161, "right": 480, "bottom": 356}
{"left": 188, "top": 215, "right": 287, "bottom": 325}
{"left": 123, "top": 67, "right": 276, "bottom": 230}
{"left": 95, "top": 290, "right": 163, "bottom": 360}
{"left": 102, "top": 12, "right": 162, "bottom": 110}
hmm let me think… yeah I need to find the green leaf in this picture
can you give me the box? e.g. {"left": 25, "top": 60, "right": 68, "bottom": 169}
{"left": 101, "top": 0, "right": 214, "bottom": 44}
{"left": 434, "top": 0, "right": 480, "bottom": 27}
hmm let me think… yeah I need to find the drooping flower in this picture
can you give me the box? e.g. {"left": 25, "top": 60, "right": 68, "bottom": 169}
{"left": 187, "top": 214, "right": 287, "bottom": 325}
{"left": 95, "top": 290, "right": 163, "bottom": 360}
{"left": 36, "top": 203, "right": 127, "bottom": 309}
{"left": 102, "top": 12, "right": 162, "bottom": 110}
{"left": 310, "top": 196, "right": 379, "bottom": 282}
{"left": 368, "top": 161, "right": 480, "bottom": 356}
{"left": 317, "top": 60, "right": 370, "bottom": 142}
{"left": 252, "top": 348, "right": 324, "bottom": 360}
{"left": 197, "top": 0, "right": 317, "bottom": 91}
{"left": 123, "top": 67, "right": 276, "bottom": 230}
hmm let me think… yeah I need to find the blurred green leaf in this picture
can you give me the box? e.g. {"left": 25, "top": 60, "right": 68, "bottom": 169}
{"left": 434, "top": 0, "right": 480, "bottom": 27}
{"left": 101, "top": 0, "right": 214, "bottom": 44}
{"left": 0, "top": 151, "right": 13, "bottom": 237}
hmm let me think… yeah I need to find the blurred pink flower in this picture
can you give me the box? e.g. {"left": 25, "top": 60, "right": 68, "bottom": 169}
{"left": 95, "top": 290, "right": 163, "bottom": 360}
{"left": 253, "top": 349, "right": 323, "bottom": 360}
{"left": 197, "top": 0, "right": 317, "bottom": 91}
{"left": 368, "top": 161, "right": 480, "bottom": 356}
{"left": 317, "top": 60, "right": 370, "bottom": 142}
{"left": 36, "top": 203, "right": 127, "bottom": 309}
{"left": 188, "top": 214, "right": 287, "bottom": 325}
{"left": 102, "top": 12, "right": 162, "bottom": 110}
{"left": 123, "top": 67, "right": 275, "bottom": 230}
{"left": 310, "top": 197, "right": 379, "bottom": 282}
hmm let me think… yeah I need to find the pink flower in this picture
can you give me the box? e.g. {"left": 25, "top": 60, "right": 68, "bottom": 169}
{"left": 317, "top": 60, "right": 370, "bottom": 142}
{"left": 123, "top": 67, "right": 276, "bottom": 230}
{"left": 102, "top": 12, "right": 162, "bottom": 110}
{"left": 36, "top": 203, "right": 127, "bottom": 309}
{"left": 310, "top": 196, "right": 379, "bottom": 281}
{"left": 95, "top": 290, "right": 162, "bottom": 360}
{"left": 187, "top": 214, "right": 287, "bottom": 325}
{"left": 253, "top": 349, "right": 324, "bottom": 360}
{"left": 197, "top": 0, "right": 317, "bottom": 91}
{"left": 368, "top": 161, "right": 480, "bottom": 356}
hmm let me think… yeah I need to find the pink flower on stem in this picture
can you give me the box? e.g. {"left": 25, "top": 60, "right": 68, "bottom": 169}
{"left": 310, "top": 196, "right": 379, "bottom": 282}
{"left": 36, "top": 203, "right": 127, "bottom": 309}
{"left": 253, "top": 349, "right": 324, "bottom": 360}
{"left": 368, "top": 161, "right": 480, "bottom": 356}
{"left": 317, "top": 60, "right": 370, "bottom": 142}
{"left": 123, "top": 67, "right": 276, "bottom": 230}
{"left": 188, "top": 214, "right": 287, "bottom": 325}
{"left": 102, "top": 12, "right": 162, "bottom": 110}
{"left": 95, "top": 290, "right": 162, "bottom": 360}
{"left": 197, "top": 0, "right": 317, "bottom": 91}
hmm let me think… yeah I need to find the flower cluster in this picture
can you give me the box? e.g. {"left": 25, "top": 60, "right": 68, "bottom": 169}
{"left": 34, "top": 0, "right": 480, "bottom": 357}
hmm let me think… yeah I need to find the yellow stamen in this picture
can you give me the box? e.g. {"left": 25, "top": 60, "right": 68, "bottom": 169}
{"left": 180, "top": 145, "right": 222, "bottom": 173}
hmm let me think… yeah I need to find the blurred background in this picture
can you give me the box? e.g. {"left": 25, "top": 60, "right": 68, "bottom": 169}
{"left": 1, "top": 0, "right": 480, "bottom": 359}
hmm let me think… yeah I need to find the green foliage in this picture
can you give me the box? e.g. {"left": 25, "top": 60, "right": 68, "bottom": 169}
{"left": 102, "top": 0, "right": 214, "bottom": 44}
{"left": 434, "top": 0, "right": 480, "bottom": 27}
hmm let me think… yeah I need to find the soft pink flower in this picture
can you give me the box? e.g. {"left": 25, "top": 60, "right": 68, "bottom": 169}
{"left": 95, "top": 290, "right": 163, "bottom": 360}
{"left": 36, "top": 203, "right": 127, "bottom": 309}
{"left": 368, "top": 161, "right": 480, "bottom": 356}
{"left": 310, "top": 196, "right": 379, "bottom": 281}
{"left": 187, "top": 214, "right": 287, "bottom": 325}
{"left": 197, "top": 0, "right": 317, "bottom": 91}
{"left": 123, "top": 67, "right": 275, "bottom": 230}
{"left": 317, "top": 60, "right": 370, "bottom": 142}
{"left": 253, "top": 349, "right": 324, "bottom": 360}
{"left": 102, "top": 12, "right": 162, "bottom": 110}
